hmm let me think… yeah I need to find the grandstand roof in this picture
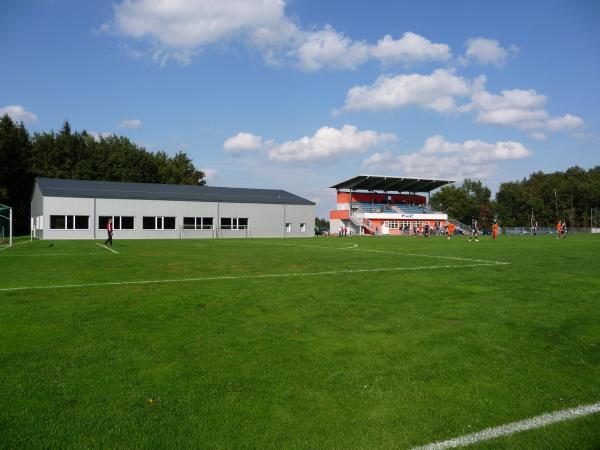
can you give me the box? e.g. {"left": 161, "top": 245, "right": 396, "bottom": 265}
{"left": 331, "top": 175, "right": 454, "bottom": 193}
{"left": 35, "top": 178, "right": 315, "bottom": 205}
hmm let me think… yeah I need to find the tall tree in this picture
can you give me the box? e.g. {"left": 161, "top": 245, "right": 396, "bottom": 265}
{"left": 0, "top": 114, "right": 33, "bottom": 234}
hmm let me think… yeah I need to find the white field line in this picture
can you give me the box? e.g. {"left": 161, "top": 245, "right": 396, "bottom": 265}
{"left": 247, "top": 241, "right": 359, "bottom": 250}
{"left": 412, "top": 402, "right": 600, "bottom": 450}
{"left": 0, "top": 253, "right": 109, "bottom": 257}
{"left": 246, "top": 241, "right": 508, "bottom": 266}
{"left": 95, "top": 243, "right": 119, "bottom": 254}
{"left": 0, "top": 240, "right": 34, "bottom": 252}
{"left": 0, "top": 262, "right": 498, "bottom": 292}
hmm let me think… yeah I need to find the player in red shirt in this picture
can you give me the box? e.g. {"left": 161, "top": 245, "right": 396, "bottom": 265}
{"left": 104, "top": 217, "right": 114, "bottom": 246}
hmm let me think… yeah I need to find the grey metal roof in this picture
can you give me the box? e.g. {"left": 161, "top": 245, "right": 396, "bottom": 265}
{"left": 331, "top": 174, "right": 454, "bottom": 192}
{"left": 36, "top": 178, "right": 315, "bottom": 205}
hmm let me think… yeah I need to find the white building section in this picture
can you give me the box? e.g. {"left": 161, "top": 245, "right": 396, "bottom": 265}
{"left": 31, "top": 178, "right": 315, "bottom": 239}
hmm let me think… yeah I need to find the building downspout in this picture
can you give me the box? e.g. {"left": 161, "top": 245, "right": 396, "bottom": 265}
{"left": 93, "top": 197, "right": 96, "bottom": 240}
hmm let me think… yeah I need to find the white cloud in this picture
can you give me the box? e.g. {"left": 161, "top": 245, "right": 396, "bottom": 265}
{"left": 202, "top": 168, "right": 219, "bottom": 183}
{"left": 290, "top": 25, "right": 370, "bottom": 71}
{"left": 88, "top": 131, "right": 113, "bottom": 142}
{"left": 341, "top": 70, "right": 584, "bottom": 137}
{"left": 462, "top": 37, "right": 516, "bottom": 67}
{"left": 547, "top": 113, "right": 585, "bottom": 131}
{"left": 342, "top": 69, "right": 483, "bottom": 113}
{"left": 0, "top": 105, "right": 38, "bottom": 123}
{"left": 109, "top": 0, "right": 452, "bottom": 69}
{"left": 223, "top": 132, "right": 264, "bottom": 153}
{"left": 268, "top": 124, "right": 396, "bottom": 163}
{"left": 118, "top": 118, "right": 142, "bottom": 129}
{"left": 529, "top": 131, "right": 547, "bottom": 141}
{"left": 466, "top": 88, "right": 584, "bottom": 133}
{"left": 363, "top": 135, "right": 532, "bottom": 179}
{"left": 370, "top": 32, "right": 451, "bottom": 65}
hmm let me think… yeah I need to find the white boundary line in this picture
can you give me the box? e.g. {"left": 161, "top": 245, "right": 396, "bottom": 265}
{"left": 246, "top": 241, "right": 508, "bottom": 266}
{"left": 0, "top": 240, "right": 34, "bottom": 252}
{"left": 412, "top": 402, "right": 600, "bottom": 450}
{"left": 0, "top": 253, "right": 110, "bottom": 257}
{"left": 95, "top": 242, "right": 119, "bottom": 254}
{"left": 0, "top": 262, "right": 498, "bottom": 292}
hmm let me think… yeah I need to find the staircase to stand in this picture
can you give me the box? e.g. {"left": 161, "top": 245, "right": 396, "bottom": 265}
{"left": 349, "top": 215, "right": 377, "bottom": 234}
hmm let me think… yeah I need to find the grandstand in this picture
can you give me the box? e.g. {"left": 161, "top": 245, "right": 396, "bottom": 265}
{"left": 329, "top": 175, "right": 453, "bottom": 236}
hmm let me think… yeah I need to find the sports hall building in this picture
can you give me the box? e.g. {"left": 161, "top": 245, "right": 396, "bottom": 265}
{"left": 31, "top": 178, "right": 315, "bottom": 239}
{"left": 330, "top": 175, "right": 453, "bottom": 235}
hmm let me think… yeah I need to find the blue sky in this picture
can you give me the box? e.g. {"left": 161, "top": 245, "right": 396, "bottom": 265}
{"left": 2, "top": 0, "right": 599, "bottom": 216}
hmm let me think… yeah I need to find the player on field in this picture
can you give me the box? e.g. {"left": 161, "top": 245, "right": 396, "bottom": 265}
{"left": 104, "top": 217, "right": 114, "bottom": 247}
{"left": 556, "top": 220, "right": 562, "bottom": 239}
{"left": 447, "top": 223, "right": 455, "bottom": 240}
{"left": 492, "top": 219, "right": 499, "bottom": 240}
{"left": 469, "top": 218, "right": 479, "bottom": 242}
{"left": 423, "top": 222, "right": 430, "bottom": 238}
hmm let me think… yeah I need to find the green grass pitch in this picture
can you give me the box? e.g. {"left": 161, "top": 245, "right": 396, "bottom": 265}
{"left": 1, "top": 234, "right": 599, "bottom": 449}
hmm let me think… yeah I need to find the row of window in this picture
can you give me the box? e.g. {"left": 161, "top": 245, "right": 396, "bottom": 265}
{"left": 48, "top": 215, "right": 309, "bottom": 233}
{"left": 383, "top": 220, "right": 442, "bottom": 229}
{"left": 48, "top": 215, "right": 254, "bottom": 231}
{"left": 286, "top": 223, "right": 307, "bottom": 233}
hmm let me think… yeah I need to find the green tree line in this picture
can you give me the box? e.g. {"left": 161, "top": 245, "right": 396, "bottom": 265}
{"left": 431, "top": 167, "right": 600, "bottom": 229}
{"left": 0, "top": 115, "right": 205, "bottom": 234}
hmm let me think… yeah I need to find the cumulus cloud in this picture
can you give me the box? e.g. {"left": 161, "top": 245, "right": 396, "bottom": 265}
{"left": 465, "top": 88, "right": 584, "bottom": 133}
{"left": 341, "top": 71, "right": 584, "bottom": 137}
{"left": 363, "top": 135, "right": 532, "bottom": 179}
{"left": 108, "top": 0, "right": 451, "bottom": 69}
{"left": 268, "top": 125, "right": 396, "bottom": 163}
{"left": 118, "top": 118, "right": 142, "bottom": 129}
{"left": 223, "top": 132, "right": 264, "bottom": 153}
{"left": 370, "top": 32, "right": 451, "bottom": 65}
{"left": 461, "top": 37, "right": 517, "bottom": 67}
{"left": 290, "top": 25, "right": 370, "bottom": 70}
{"left": 87, "top": 131, "right": 113, "bottom": 142}
{"left": 0, "top": 105, "right": 38, "bottom": 123}
{"left": 342, "top": 69, "right": 483, "bottom": 113}
{"left": 202, "top": 168, "right": 219, "bottom": 183}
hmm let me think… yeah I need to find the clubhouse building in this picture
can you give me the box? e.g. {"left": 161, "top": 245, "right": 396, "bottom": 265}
{"left": 31, "top": 178, "right": 315, "bottom": 239}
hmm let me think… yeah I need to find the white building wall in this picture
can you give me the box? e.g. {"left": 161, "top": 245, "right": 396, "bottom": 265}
{"left": 38, "top": 195, "right": 314, "bottom": 240}
{"left": 30, "top": 183, "right": 45, "bottom": 240}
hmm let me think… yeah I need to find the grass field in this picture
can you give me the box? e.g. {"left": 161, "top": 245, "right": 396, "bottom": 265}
{"left": 1, "top": 234, "right": 599, "bottom": 449}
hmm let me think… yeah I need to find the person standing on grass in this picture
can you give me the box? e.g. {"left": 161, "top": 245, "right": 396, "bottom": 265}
{"left": 447, "top": 223, "right": 455, "bottom": 240}
{"left": 556, "top": 220, "right": 562, "bottom": 239}
{"left": 105, "top": 217, "right": 114, "bottom": 246}
{"left": 469, "top": 218, "right": 479, "bottom": 242}
{"left": 492, "top": 220, "right": 499, "bottom": 240}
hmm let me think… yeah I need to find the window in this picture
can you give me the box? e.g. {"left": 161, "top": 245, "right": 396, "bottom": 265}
{"left": 50, "top": 215, "right": 65, "bottom": 229}
{"left": 220, "top": 217, "right": 232, "bottom": 230}
{"left": 164, "top": 217, "right": 176, "bottom": 229}
{"left": 300, "top": 223, "right": 306, "bottom": 232}
{"left": 183, "top": 217, "right": 214, "bottom": 230}
{"left": 183, "top": 217, "right": 196, "bottom": 229}
{"left": 50, "top": 215, "right": 89, "bottom": 230}
{"left": 99, "top": 216, "right": 134, "bottom": 230}
{"left": 221, "top": 217, "right": 248, "bottom": 230}
{"left": 121, "top": 216, "right": 134, "bottom": 230}
{"left": 143, "top": 216, "right": 155, "bottom": 230}
{"left": 75, "top": 216, "right": 89, "bottom": 229}
{"left": 285, "top": 223, "right": 291, "bottom": 232}
{"left": 142, "top": 216, "right": 175, "bottom": 230}
{"left": 384, "top": 221, "right": 400, "bottom": 229}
